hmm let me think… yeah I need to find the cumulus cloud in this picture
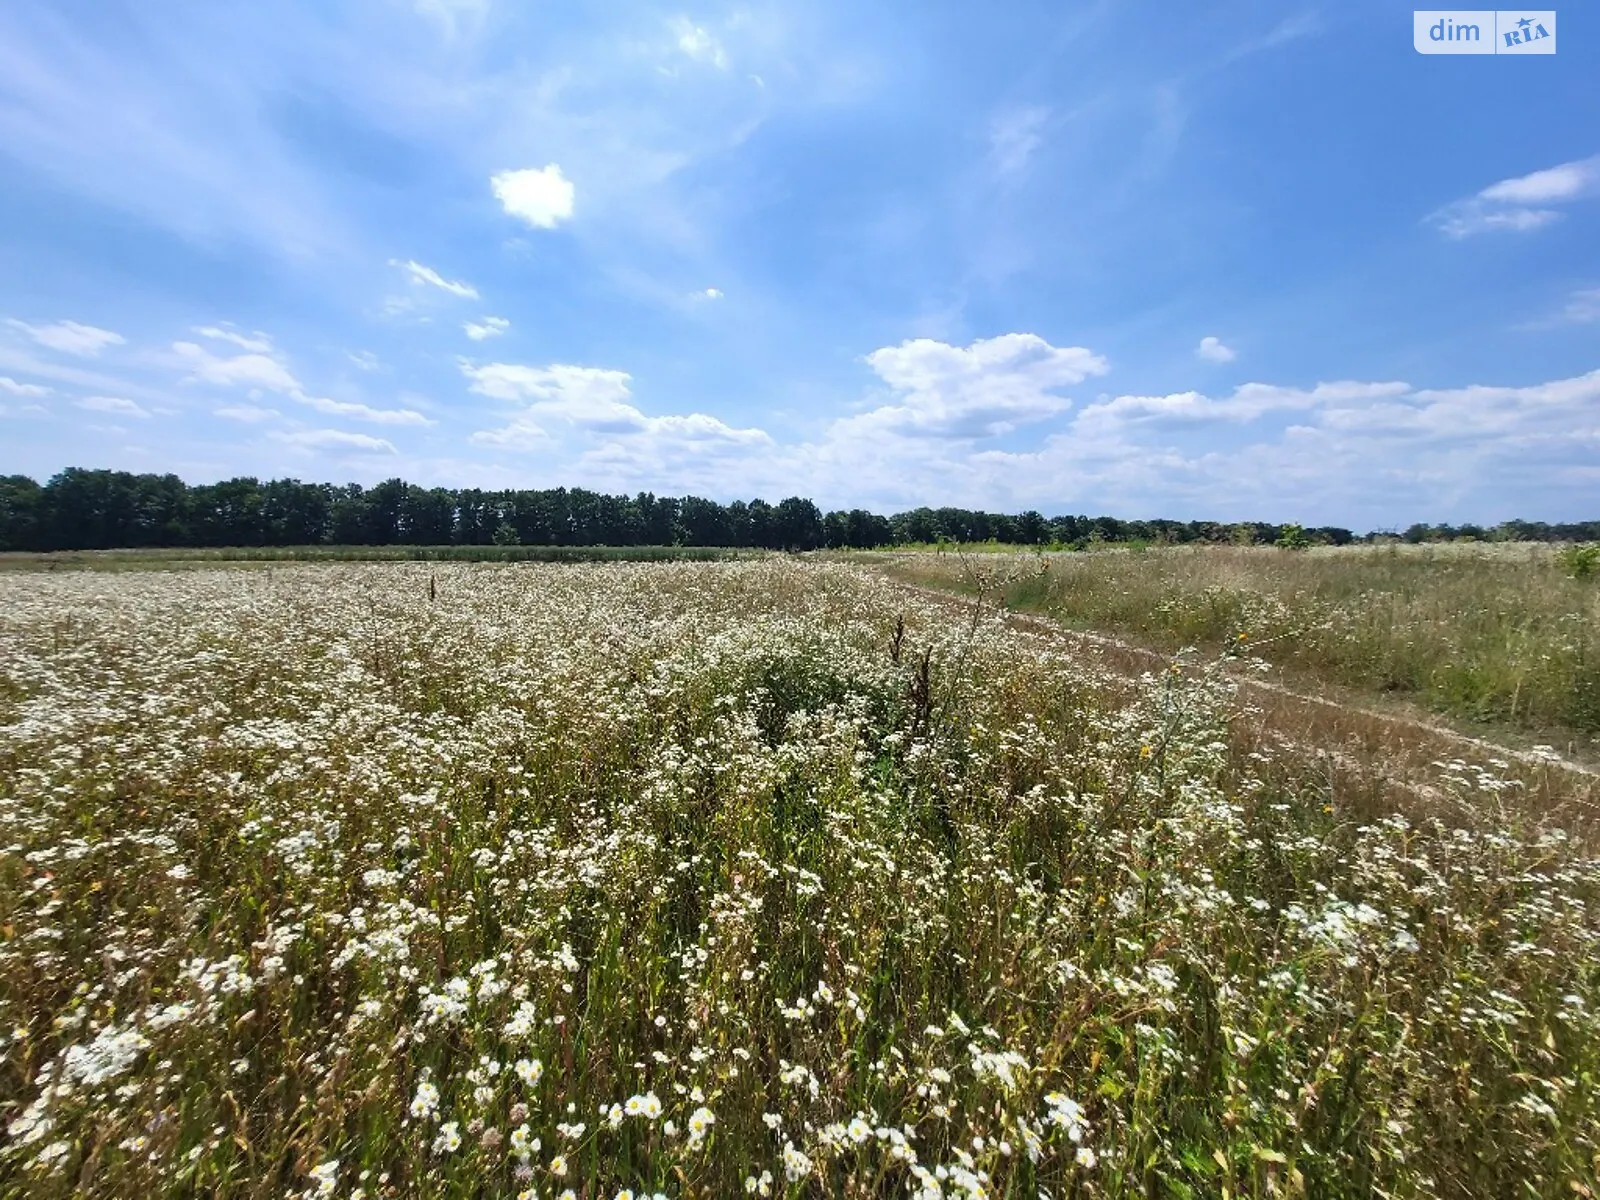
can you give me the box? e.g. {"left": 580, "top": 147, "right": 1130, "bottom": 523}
{"left": 463, "top": 359, "right": 771, "bottom": 450}
{"left": 391, "top": 259, "right": 480, "bottom": 299}
{"left": 491, "top": 166, "right": 575, "bottom": 229}
{"left": 1428, "top": 155, "right": 1600, "bottom": 238}
{"left": 173, "top": 340, "right": 432, "bottom": 426}
{"left": 463, "top": 316, "right": 511, "bottom": 341}
{"left": 6, "top": 319, "right": 126, "bottom": 357}
{"left": 672, "top": 17, "right": 728, "bottom": 67}
{"left": 273, "top": 429, "right": 398, "bottom": 453}
{"left": 699, "top": 287, "right": 723, "bottom": 300}
{"left": 1324, "top": 370, "right": 1600, "bottom": 439}
{"left": 1196, "top": 336, "right": 1235, "bottom": 363}
{"left": 76, "top": 395, "right": 151, "bottom": 418}
{"left": 845, "top": 333, "right": 1109, "bottom": 439}
{"left": 0, "top": 375, "right": 51, "bottom": 397}
{"left": 930, "top": 369, "right": 1600, "bottom": 525}
{"left": 173, "top": 340, "right": 298, "bottom": 391}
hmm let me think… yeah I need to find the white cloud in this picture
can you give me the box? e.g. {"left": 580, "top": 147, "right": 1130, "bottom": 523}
{"left": 391, "top": 259, "right": 480, "bottom": 299}
{"left": 846, "top": 333, "right": 1109, "bottom": 438}
{"left": 172, "top": 340, "right": 298, "bottom": 391}
{"left": 298, "top": 394, "right": 432, "bottom": 426}
{"left": 672, "top": 17, "right": 728, "bottom": 68}
{"left": 700, "top": 287, "right": 723, "bottom": 300}
{"left": 1435, "top": 207, "right": 1561, "bottom": 237}
{"left": 274, "top": 429, "right": 398, "bottom": 454}
{"left": 1480, "top": 158, "right": 1600, "bottom": 204}
{"left": 1429, "top": 155, "right": 1600, "bottom": 238}
{"left": 6, "top": 319, "right": 126, "bottom": 357}
{"left": 989, "top": 107, "right": 1049, "bottom": 176}
{"left": 470, "top": 417, "right": 548, "bottom": 450}
{"left": 1559, "top": 287, "right": 1600, "bottom": 325}
{"left": 1326, "top": 370, "right": 1600, "bottom": 439}
{"left": 463, "top": 316, "right": 511, "bottom": 341}
{"left": 1195, "top": 335, "right": 1236, "bottom": 363}
{"left": 213, "top": 404, "right": 279, "bottom": 423}
{"left": 915, "top": 370, "right": 1600, "bottom": 525}
{"left": 173, "top": 339, "right": 432, "bottom": 426}
{"left": 465, "top": 362, "right": 634, "bottom": 412}
{"left": 491, "top": 165, "right": 575, "bottom": 229}
{"left": 347, "top": 351, "right": 382, "bottom": 372}
{"left": 1077, "top": 380, "right": 1410, "bottom": 429}
{"left": 413, "top": 0, "right": 490, "bottom": 38}
{"left": 0, "top": 375, "right": 50, "bottom": 397}
{"left": 192, "top": 325, "right": 273, "bottom": 353}
{"left": 463, "top": 359, "right": 770, "bottom": 449}
{"left": 75, "top": 395, "right": 151, "bottom": 418}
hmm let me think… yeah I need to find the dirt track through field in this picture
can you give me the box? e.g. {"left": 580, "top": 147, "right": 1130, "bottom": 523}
{"left": 885, "top": 576, "right": 1600, "bottom": 832}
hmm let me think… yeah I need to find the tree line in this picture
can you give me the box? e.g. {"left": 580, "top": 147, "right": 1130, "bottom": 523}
{"left": 0, "top": 469, "right": 1593, "bottom": 553}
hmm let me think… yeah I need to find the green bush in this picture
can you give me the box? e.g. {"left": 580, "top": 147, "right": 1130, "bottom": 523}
{"left": 1557, "top": 543, "right": 1599, "bottom": 580}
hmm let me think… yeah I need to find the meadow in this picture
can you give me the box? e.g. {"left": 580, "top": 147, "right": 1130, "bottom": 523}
{"left": 881, "top": 542, "right": 1600, "bottom": 752}
{"left": 1, "top": 559, "right": 1597, "bottom": 1199}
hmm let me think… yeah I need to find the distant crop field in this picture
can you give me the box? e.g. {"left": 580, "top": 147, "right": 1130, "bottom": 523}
{"left": 883, "top": 542, "right": 1600, "bottom": 750}
{"left": 1, "top": 561, "right": 1596, "bottom": 1198}
{"left": 0, "top": 545, "right": 762, "bottom": 571}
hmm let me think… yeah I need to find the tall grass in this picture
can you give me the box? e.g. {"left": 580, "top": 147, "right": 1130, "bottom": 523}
{"left": 0, "top": 562, "right": 1596, "bottom": 1198}
{"left": 886, "top": 543, "right": 1600, "bottom": 742}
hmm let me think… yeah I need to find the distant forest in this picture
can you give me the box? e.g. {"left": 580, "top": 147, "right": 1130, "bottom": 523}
{"left": 1, "top": 469, "right": 1596, "bottom": 553}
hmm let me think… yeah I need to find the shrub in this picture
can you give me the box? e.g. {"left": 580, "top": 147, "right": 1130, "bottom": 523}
{"left": 1275, "top": 523, "right": 1312, "bottom": 551}
{"left": 1557, "top": 543, "right": 1599, "bottom": 580}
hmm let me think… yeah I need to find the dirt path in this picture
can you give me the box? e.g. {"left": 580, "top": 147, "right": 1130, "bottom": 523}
{"left": 883, "top": 575, "right": 1600, "bottom": 830}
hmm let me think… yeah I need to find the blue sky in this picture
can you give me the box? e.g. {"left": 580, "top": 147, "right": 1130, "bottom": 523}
{"left": 0, "top": 0, "right": 1595, "bottom": 527}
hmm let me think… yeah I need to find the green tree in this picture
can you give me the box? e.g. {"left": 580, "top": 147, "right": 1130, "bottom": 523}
{"left": 1276, "top": 523, "right": 1312, "bottom": 551}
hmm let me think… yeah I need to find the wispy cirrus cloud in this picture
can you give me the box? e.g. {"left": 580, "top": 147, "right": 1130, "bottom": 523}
{"left": 172, "top": 338, "right": 433, "bottom": 427}
{"left": 463, "top": 316, "right": 510, "bottom": 341}
{"left": 192, "top": 325, "right": 273, "bottom": 353}
{"left": 76, "top": 395, "right": 151, "bottom": 418}
{"left": 6, "top": 318, "right": 126, "bottom": 357}
{"left": 1558, "top": 287, "right": 1600, "bottom": 325}
{"left": 273, "top": 428, "right": 398, "bottom": 454}
{"left": 1428, "top": 155, "right": 1600, "bottom": 238}
{"left": 0, "top": 375, "right": 51, "bottom": 397}
{"left": 213, "top": 404, "right": 279, "bottom": 423}
{"left": 391, "top": 259, "right": 479, "bottom": 299}
{"left": 989, "top": 107, "right": 1050, "bottom": 177}
{"left": 671, "top": 17, "right": 728, "bottom": 68}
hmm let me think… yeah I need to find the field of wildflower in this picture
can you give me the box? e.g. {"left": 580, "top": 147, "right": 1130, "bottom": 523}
{"left": 2, "top": 560, "right": 1597, "bottom": 1199}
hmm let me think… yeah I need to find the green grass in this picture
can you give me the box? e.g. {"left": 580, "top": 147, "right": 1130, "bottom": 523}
{"left": 882, "top": 542, "right": 1600, "bottom": 745}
